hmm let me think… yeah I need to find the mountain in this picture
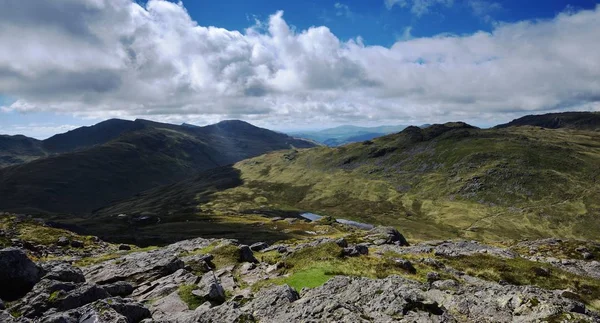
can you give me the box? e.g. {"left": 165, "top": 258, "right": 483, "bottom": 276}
{"left": 42, "top": 119, "right": 145, "bottom": 153}
{"left": 495, "top": 111, "right": 600, "bottom": 130}
{"left": 96, "top": 119, "right": 600, "bottom": 243}
{"left": 0, "top": 119, "right": 315, "bottom": 215}
{"left": 0, "top": 135, "right": 46, "bottom": 167}
{"left": 290, "top": 124, "right": 410, "bottom": 146}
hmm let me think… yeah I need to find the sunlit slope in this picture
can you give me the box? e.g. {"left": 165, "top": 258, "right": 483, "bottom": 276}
{"left": 204, "top": 123, "right": 600, "bottom": 241}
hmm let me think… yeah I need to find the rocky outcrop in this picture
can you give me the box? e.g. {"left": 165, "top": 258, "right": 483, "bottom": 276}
{"left": 3, "top": 229, "right": 600, "bottom": 323}
{"left": 83, "top": 248, "right": 185, "bottom": 285}
{"left": 0, "top": 248, "right": 43, "bottom": 301}
{"left": 366, "top": 226, "right": 409, "bottom": 246}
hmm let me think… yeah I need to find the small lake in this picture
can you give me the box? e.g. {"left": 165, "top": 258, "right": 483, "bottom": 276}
{"left": 300, "top": 212, "right": 374, "bottom": 230}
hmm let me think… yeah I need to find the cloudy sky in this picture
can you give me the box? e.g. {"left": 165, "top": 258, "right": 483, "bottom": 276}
{"left": 1, "top": 0, "right": 599, "bottom": 138}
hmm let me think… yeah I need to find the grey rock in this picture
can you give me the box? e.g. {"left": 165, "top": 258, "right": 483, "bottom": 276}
{"left": 240, "top": 262, "right": 255, "bottom": 275}
{"left": 238, "top": 245, "right": 257, "bottom": 263}
{"left": 366, "top": 226, "right": 409, "bottom": 246}
{"left": 132, "top": 268, "right": 199, "bottom": 302}
{"left": 83, "top": 248, "right": 184, "bottom": 285}
{"left": 0, "top": 248, "right": 43, "bottom": 301}
{"left": 54, "top": 284, "right": 110, "bottom": 311}
{"left": 394, "top": 259, "right": 417, "bottom": 274}
{"left": 335, "top": 238, "right": 348, "bottom": 248}
{"left": 426, "top": 272, "right": 441, "bottom": 283}
{"left": 43, "top": 263, "right": 85, "bottom": 283}
{"left": 249, "top": 242, "right": 269, "bottom": 252}
{"left": 56, "top": 237, "right": 69, "bottom": 247}
{"left": 118, "top": 244, "right": 131, "bottom": 251}
{"left": 432, "top": 240, "right": 516, "bottom": 258}
{"left": 342, "top": 244, "right": 369, "bottom": 257}
{"left": 583, "top": 252, "right": 594, "bottom": 260}
{"left": 0, "top": 299, "right": 4, "bottom": 310}
{"left": 42, "top": 298, "right": 150, "bottom": 323}
{"left": 431, "top": 279, "right": 459, "bottom": 291}
{"left": 102, "top": 281, "right": 134, "bottom": 297}
{"left": 0, "top": 310, "right": 17, "bottom": 323}
{"left": 9, "top": 279, "right": 78, "bottom": 318}
{"left": 193, "top": 272, "right": 226, "bottom": 304}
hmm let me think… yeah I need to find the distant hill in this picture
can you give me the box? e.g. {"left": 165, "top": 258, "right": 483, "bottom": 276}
{"left": 0, "top": 119, "right": 315, "bottom": 214}
{"left": 99, "top": 119, "right": 600, "bottom": 243}
{"left": 42, "top": 119, "right": 145, "bottom": 153}
{"left": 0, "top": 135, "right": 46, "bottom": 167}
{"left": 495, "top": 112, "right": 600, "bottom": 130}
{"left": 290, "top": 124, "right": 411, "bottom": 146}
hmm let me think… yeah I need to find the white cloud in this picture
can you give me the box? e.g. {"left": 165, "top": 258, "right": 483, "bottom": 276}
{"left": 468, "top": 0, "right": 502, "bottom": 23}
{"left": 385, "top": 0, "right": 454, "bottom": 16}
{"left": 334, "top": 2, "right": 353, "bottom": 19}
{"left": 1, "top": 0, "right": 600, "bottom": 128}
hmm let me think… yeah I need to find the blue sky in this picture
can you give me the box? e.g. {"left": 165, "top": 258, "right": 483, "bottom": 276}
{"left": 1, "top": 0, "right": 600, "bottom": 138}
{"left": 182, "top": 0, "right": 597, "bottom": 46}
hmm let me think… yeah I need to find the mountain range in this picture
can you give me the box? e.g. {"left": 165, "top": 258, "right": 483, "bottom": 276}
{"left": 288, "top": 124, "right": 418, "bottom": 146}
{"left": 0, "top": 119, "right": 315, "bottom": 215}
{"left": 1, "top": 111, "right": 600, "bottom": 245}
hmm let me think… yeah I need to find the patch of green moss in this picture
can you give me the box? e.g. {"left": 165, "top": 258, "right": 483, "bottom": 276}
{"left": 177, "top": 284, "right": 205, "bottom": 310}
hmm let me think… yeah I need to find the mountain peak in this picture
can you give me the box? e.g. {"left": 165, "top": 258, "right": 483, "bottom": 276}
{"left": 495, "top": 112, "right": 600, "bottom": 130}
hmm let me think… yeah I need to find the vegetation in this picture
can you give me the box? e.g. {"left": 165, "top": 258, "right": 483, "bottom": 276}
{"left": 441, "top": 254, "right": 600, "bottom": 309}
{"left": 177, "top": 284, "right": 205, "bottom": 310}
{"left": 254, "top": 242, "right": 447, "bottom": 292}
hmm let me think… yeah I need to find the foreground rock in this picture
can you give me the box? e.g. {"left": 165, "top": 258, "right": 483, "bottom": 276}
{"left": 2, "top": 226, "right": 600, "bottom": 323}
{"left": 0, "top": 248, "right": 43, "bottom": 301}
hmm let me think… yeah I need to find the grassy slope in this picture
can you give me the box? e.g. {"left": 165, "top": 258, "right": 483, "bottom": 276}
{"left": 203, "top": 124, "right": 600, "bottom": 242}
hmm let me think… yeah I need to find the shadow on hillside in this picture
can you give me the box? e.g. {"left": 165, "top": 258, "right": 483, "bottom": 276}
{"left": 50, "top": 165, "right": 295, "bottom": 247}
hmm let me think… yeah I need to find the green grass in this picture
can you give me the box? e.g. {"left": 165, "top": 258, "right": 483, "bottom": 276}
{"left": 254, "top": 242, "right": 449, "bottom": 292}
{"left": 192, "top": 125, "right": 600, "bottom": 243}
{"left": 177, "top": 285, "right": 205, "bottom": 310}
{"left": 441, "top": 254, "right": 600, "bottom": 309}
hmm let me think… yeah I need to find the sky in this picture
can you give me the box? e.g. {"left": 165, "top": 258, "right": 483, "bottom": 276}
{"left": 1, "top": 0, "right": 599, "bottom": 138}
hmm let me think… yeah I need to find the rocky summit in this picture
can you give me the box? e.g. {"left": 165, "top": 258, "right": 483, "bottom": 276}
{"left": 1, "top": 215, "right": 600, "bottom": 322}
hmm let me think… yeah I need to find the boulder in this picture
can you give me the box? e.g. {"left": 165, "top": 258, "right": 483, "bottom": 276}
{"left": 54, "top": 284, "right": 110, "bottom": 311}
{"left": 249, "top": 242, "right": 269, "bottom": 252}
{"left": 366, "top": 226, "right": 409, "bottom": 246}
{"left": 0, "top": 298, "right": 4, "bottom": 310}
{"left": 193, "top": 272, "right": 226, "bottom": 304}
{"left": 41, "top": 298, "right": 151, "bottom": 323}
{"left": 239, "top": 245, "right": 258, "bottom": 263}
{"left": 342, "top": 244, "right": 369, "bottom": 257}
{"left": 56, "top": 237, "right": 69, "bottom": 247}
{"left": 0, "top": 248, "right": 43, "bottom": 301}
{"left": 102, "top": 281, "right": 134, "bottom": 297}
{"left": 43, "top": 262, "right": 86, "bottom": 283}
{"left": 132, "top": 268, "right": 199, "bottom": 302}
{"left": 83, "top": 249, "right": 184, "bottom": 285}
{"left": 119, "top": 244, "right": 132, "bottom": 251}
{"left": 394, "top": 259, "right": 416, "bottom": 274}
{"left": 335, "top": 238, "right": 348, "bottom": 248}
{"left": 0, "top": 311, "right": 16, "bottom": 323}
{"left": 426, "top": 272, "right": 441, "bottom": 283}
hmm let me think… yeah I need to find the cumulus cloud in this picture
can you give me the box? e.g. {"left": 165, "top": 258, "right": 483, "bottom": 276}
{"left": 1, "top": 0, "right": 600, "bottom": 127}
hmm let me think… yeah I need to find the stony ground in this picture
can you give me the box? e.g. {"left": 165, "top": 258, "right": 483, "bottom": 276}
{"left": 1, "top": 214, "right": 600, "bottom": 322}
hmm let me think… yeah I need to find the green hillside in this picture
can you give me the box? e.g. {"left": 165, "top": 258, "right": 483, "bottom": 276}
{"left": 97, "top": 122, "right": 600, "bottom": 243}
{"left": 0, "top": 120, "right": 315, "bottom": 215}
